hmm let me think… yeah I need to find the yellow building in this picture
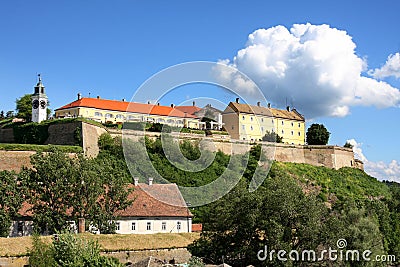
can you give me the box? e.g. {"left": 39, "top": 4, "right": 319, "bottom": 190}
{"left": 222, "top": 99, "right": 306, "bottom": 145}
{"left": 55, "top": 94, "right": 200, "bottom": 128}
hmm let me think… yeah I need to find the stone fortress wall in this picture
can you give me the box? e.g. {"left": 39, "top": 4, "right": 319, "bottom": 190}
{"left": 0, "top": 121, "right": 363, "bottom": 172}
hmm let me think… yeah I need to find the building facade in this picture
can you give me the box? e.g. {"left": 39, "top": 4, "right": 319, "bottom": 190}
{"left": 55, "top": 95, "right": 200, "bottom": 128}
{"left": 114, "top": 179, "right": 192, "bottom": 234}
{"left": 222, "top": 99, "right": 306, "bottom": 144}
{"left": 176, "top": 102, "right": 224, "bottom": 130}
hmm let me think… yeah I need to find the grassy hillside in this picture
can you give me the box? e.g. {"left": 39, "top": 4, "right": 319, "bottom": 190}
{"left": 274, "top": 162, "right": 391, "bottom": 202}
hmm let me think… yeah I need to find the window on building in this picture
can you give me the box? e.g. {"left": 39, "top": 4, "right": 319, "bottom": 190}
{"left": 177, "top": 221, "right": 181, "bottom": 230}
{"left": 115, "top": 222, "right": 120, "bottom": 231}
{"left": 281, "top": 121, "right": 284, "bottom": 125}
{"left": 261, "top": 118, "right": 264, "bottom": 122}
{"left": 162, "top": 222, "right": 166, "bottom": 231}
{"left": 291, "top": 131, "right": 294, "bottom": 135}
{"left": 272, "top": 119, "right": 274, "bottom": 123}
{"left": 105, "top": 113, "right": 113, "bottom": 118}
{"left": 94, "top": 112, "right": 103, "bottom": 117}
{"left": 242, "top": 115, "right": 245, "bottom": 120}
{"left": 261, "top": 127, "right": 264, "bottom": 132}
{"left": 242, "top": 125, "right": 245, "bottom": 130}
{"left": 116, "top": 114, "right": 125, "bottom": 119}
{"left": 231, "top": 125, "right": 234, "bottom": 130}
{"left": 146, "top": 222, "right": 151, "bottom": 231}
{"left": 251, "top": 117, "right": 253, "bottom": 121}
{"left": 131, "top": 222, "right": 136, "bottom": 231}
{"left": 298, "top": 123, "right": 301, "bottom": 127}
{"left": 250, "top": 126, "right": 253, "bottom": 131}
{"left": 282, "top": 130, "right": 284, "bottom": 135}
{"left": 298, "top": 132, "right": 301, "bottom": 136}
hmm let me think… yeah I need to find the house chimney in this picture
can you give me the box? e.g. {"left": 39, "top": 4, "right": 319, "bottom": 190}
{"left": 122, "top": 98, "right": 126, "bottom": 102}
{"left": 157, "top": 102, "right": 160, "bottom": 106}
{"left": 267, "top": 103, "right": 271, "bottom": 108}
{"left": 134, "top": 177, "right": 139, "bottom": 186}
{"left": 148, "top": 177, "right": 153, "bottom": 186}
{"left": 147, "top": 101, "right": 150, "bottom": 104}
{"left": 97, "top": 95, "right": 100, "bottom": 99}
{"left": 77, "top": 93, "right": 81, "bottom": 100}
{"left": 171, "top": 104, "right": 174, "bottom": 108}
{"left": 235, "top": 98, "right": 239, "bottom": 103}
{"left": 192, "top": 101, "right": 195, "bottom": 106}
{"left": 286, "top": 106, "right": 290, "bottom": 111}
{"left": 257, "top": 101, "right": 261, "bottom": 107}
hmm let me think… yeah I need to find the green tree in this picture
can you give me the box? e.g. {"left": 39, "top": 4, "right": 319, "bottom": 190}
{"left": 306, "top": 123, "right": 330, "bottom": 145}
{"left": 0, "top": 110, "right": 4, "bottom": 120}
{"left": 0, "top": 170, "right": 26, "bottom": 236}
{"left": 189, "top": 170, "right": 327, "bottom": 266}
{"left": 24, "top": 147, "right": 132, "bottom": 234}
{"left": 16, "top": 94, "right": 33, "bottom": 121}
{"left": 261, "top": 130, "right": 283, "bottom": 143}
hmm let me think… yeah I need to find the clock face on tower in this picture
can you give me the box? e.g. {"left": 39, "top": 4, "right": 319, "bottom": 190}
{"left": 32, "top": 99, "right": 39, "bottom": 109}
{"left": 40, "top": 100, "right": 46, "bottom": 109}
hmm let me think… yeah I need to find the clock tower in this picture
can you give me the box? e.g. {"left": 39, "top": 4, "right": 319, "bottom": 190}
{"left": 31, "top": 74, "right": 48, "bottom": 123}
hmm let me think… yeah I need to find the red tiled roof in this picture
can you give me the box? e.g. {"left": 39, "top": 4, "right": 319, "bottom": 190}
{"left": 55, "top": 98, "right": 197, "bottom": 118}
{"left": 115, "top": 183, "right": 192, "bottom": 218}
{"left": 175, "top": 106, "right": 202, "bottom": 115}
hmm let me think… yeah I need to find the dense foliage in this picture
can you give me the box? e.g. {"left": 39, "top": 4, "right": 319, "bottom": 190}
{"left": 29, "top": 233, "right": 123, "bottom": 267}
{"left": 0, "top": 170, "right": 26, "bottom": 236}
{"left": 188, "top": 160, "right": 400, "bottom": 266}
{"left": 262, "top": 130, "right": 283, "bottom": 143}
{"left": 306, "top": 123, "right": 330, "bottom": 145}
{"left": 22, "top": 147, "right": 132, "bottom": 234}
{"left": 15, "top": 94, "right": 33, "bottom": 122}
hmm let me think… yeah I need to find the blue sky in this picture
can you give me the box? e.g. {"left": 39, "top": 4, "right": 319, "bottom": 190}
{"left": 1, "top": 0, "right": 399, "bottom": 181}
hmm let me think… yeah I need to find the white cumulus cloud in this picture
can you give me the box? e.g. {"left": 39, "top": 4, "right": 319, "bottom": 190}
{"left": 369, "top": 52, "right": 400, "bottom": 79}
{"left": 216, "top": 23, "right": 400, "bottom": 118}
{"left": 347, "top": 139, "right": 400, "bottom": 182}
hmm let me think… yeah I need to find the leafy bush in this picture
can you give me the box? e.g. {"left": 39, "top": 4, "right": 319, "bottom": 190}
{"left": 147, "top": 122, "right": 171, "bottom": 133}
{"left": 262, "top": 130, "right": 283, "bottom": 143}
{"left": 13, "top": 122, "right": 49, "bottom": 144}
{"left": 29, "top": 233, "right": 123, "bottom": 267}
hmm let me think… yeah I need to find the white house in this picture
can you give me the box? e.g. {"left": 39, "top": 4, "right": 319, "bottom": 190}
{"left": 9, "top": 179, "right": 192, "bottom": 236}
{"left": 114, "top": 179, "right": 192, "bottom": 234}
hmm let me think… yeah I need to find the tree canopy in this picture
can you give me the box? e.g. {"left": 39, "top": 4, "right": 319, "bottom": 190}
{"left": 306, "top": 123, "right": 330, "bottom": 145}
{"left": 16, "top": 94, "right": 33, "bottom": 121}
{"left": 262, "top": 130, "right": 283, "bottom": 143}
{"left": 22, "top": 147, "right": 132, "bottom": 234}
